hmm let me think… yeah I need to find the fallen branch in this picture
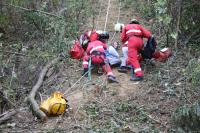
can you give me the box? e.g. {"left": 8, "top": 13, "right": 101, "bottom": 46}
{"left": 27, "top": 57, "right": 62, "bottom": 120}
{"left": 0, "top": 109, "right": 18, "bottom": 124}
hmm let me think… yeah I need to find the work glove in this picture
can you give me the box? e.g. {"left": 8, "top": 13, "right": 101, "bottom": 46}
{"left": 82, "top": 68, "right": 89, "bottom": 77}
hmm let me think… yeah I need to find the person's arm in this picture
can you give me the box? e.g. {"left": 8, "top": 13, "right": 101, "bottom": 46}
{"left": 140, "top": 25, "right": 152, "bottom": 39}
{"left": 86, "top": 43, "right": 92, "bottom": 55}
{"left": 102, "top": 42, "right": 108, "bottom": 50}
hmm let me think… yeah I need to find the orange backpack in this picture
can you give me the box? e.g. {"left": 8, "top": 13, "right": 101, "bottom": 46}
{"left": 69, "top": 40, "right": 84, "bottom": 59}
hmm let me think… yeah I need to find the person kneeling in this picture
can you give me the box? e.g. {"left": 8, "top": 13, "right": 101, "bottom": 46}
{"left": 82, "top": 40, "right": 118, "bottom": 83}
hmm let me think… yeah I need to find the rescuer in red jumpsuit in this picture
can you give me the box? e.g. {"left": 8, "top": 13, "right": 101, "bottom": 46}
{"left": 81, "top": 31, "right": 117, "bottom": 83}
{"left": 120, "top": 19, "right": 152, "bottom": 81}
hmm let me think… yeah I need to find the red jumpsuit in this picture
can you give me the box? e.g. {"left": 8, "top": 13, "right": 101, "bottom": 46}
{"left": 85, "top": 30, "right": 99, "bottom": 42}
{"left": 82, "top": 40, "right": 114, "bottom": 76}
{"left": 120, "top": 24, "right": 151, "bottom": 77}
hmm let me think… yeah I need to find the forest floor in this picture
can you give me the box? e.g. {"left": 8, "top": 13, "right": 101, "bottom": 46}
{"left": 0, "top": 0, "right": 194, "bottom": 132}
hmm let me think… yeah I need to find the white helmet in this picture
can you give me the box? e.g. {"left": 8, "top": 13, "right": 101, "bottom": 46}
{"left": 114, "top": 23, "right": 124, "bottom": 32}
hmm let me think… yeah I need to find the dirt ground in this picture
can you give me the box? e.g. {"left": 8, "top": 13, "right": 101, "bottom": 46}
{"left": 0, "top": 0, "right": 192, "bottom": 132}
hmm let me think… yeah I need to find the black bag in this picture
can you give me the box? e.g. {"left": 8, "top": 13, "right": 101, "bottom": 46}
{"left": 140, "top": 36, "right": 157, "bottom": 59}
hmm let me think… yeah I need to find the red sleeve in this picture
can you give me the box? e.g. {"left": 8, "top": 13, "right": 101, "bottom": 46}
{"left": 140, "top": 26, "right": 152, "bottom": 39}
{"left": 102, "top": 42, "right": 108, "bottom": 50}
{"left": 86, "top": 43, "right": 92, "bottom": 55}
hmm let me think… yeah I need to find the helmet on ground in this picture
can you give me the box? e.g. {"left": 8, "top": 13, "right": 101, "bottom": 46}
{"left": 114, "top": 23, "right": 124, "bottom": 32}
{"left": 130, "top": 18, "right": 140, "bottom": 24}
{"left": 40, "top": 91, "right": 68, "bottom": 116}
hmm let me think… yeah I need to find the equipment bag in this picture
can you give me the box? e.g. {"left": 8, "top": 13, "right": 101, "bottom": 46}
{"left": 69, "top": 40, "right": 84, "bottom": 59}
{"left": 40, "top": 91, "right": 69, "bottom": 116}
{"left": 140, "top": 36, "right": 157, "bottom": 59}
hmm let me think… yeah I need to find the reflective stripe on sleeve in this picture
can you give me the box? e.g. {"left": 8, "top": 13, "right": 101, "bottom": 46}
{"left": 160, "top": 48, "right": 168, "bottom": 52}
{"left": 134, "top": 68, "right": 142, "bottom": 72}
{"left": 90, "top": 46, "right": 104, "bottom": 54}
{"left": 107, "top": 72, "right": 114, "bottom": 76}
{"left": 87, "top": 31, "right": 92, "bottom": 37}
{"left": 124, "top": 41, "right": 128, "bottom": 45}
{"left": 126, "top": 29, "right": 141, "bottom": 34}
{"left": 83, "top": 61, "right": 88, "bottom": 65}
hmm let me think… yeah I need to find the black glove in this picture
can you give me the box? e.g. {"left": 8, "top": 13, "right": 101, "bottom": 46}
{"left": 82, "top": 68, "right": 88, "bottom": 77}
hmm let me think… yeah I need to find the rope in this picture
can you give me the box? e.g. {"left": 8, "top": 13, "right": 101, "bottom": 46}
{"left": 63, "top": 0, "right": 122, "bottom": 96}
{"left": 110, "top": 0, "right": 122, "bottom": 42}
{"left": 104, "top": 0, "right": 111, "bottom": 31}
{"left": 63, "top": 69, "right": 90, "bottom": 95}
{"left": 88, "top": 57, "right": 92, "bottom": 80}
{"left": 96, "top": 0, "right": 103, "bottom": 29}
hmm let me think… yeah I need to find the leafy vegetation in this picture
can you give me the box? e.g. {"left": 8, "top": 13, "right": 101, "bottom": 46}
{"left": 0, "top": 0, "right": 93, "bottom": 112}
{"left": 122, "top": 0, "right": 200, "bottom": 131}
{"left": 0, "top": 0, "right": 200, "bottom": 132}
{"left": 173, "top": 101, "right": 200, "bottom": 130}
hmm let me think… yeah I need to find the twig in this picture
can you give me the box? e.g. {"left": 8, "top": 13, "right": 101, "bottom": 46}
{"left": 74, "top": 102, "right": 81, "bottom": 124}
{"left": 3, "top": 4, "right": 62, "bottom": 18}
{"left": 0, "top": 90, "right": 17, "bottom": 108}
{"left": 184, "top": 28, "right": 200, "bottom": 45}
{"left": 0, "top": 109, "right": 18, "bottom": 124}
{"left": 144, "top": 113, "right": 162, "bottom": 124}
{"left": 0, "top": 50, "right": 26, "bottom": 56}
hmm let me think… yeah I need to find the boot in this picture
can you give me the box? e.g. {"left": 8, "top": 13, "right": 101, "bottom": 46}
{"left": 118, "top": 66, "right": 128, "bottom": 73}
{"left": 82, "top": 68, "right": 88, "bottom": 77}
{"left": 130, "top": 75, "right": 143, "bottom": 81}
{"left": 108, "top": 75, "right": 118, "bottom": 83}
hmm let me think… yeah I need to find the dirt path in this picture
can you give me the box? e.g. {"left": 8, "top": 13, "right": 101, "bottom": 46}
{"left": 66, "top": 0, "right": 140, "bottom": 110}
{"left": 0, "top": 1, "right": 184, "bottom": 132}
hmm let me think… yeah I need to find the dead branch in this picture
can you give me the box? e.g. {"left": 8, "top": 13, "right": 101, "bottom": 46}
{"left": 0, "top": 50, "right": 26, "bottom": 56}
{"left": 0, "top": 109, "right": 18, "bottom": 124}
{"left": 27, "top": 57, "right": 62, "bottom": 120}
{"left": 3, "top": 4, "right": 62, "bottom": 18}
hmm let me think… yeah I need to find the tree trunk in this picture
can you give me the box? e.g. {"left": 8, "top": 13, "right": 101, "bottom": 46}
{"left": 175, "top": 0, "right": 182, "bottom": 50}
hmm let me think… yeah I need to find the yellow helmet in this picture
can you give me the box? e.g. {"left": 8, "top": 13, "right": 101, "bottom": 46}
{"left": 40, "top": 91, "right": 68, "bottom": 116}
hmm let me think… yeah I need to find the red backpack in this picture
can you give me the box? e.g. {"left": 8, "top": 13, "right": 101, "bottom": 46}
{"left": 69, "top": 41, "right": 84, "bottom": 59}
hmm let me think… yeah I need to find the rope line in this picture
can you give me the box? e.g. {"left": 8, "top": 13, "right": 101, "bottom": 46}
{"left": 110, "top": 0, "right": 122, "bottom": 42}
{"left": 104, "top": 0, "right": 111, "bottom": 31}
{"left": 63, "top": 70, "right": 90, "bottom": 95}
{"left": 96, "top": 0, "right": 103, "bottom": 29}
{"left": 64, "top": 0, "right": 122, "bottom": 96}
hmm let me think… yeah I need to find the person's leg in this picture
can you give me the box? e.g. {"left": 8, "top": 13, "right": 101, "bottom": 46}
{"left": 118, "top": 46, "right": 128, "bottom": 73}
{"left": 82, "top": 55, "right": 90, "bottom": 77}
{"left": 121, "top": 46, "right": 128, "bottom": 67}
{"left": 102, "top": 63, "right": 118, "bottom": 83}
{"left": 128, "top": 42, "right": 143, "bottom": 81}
{"left": 91, "top": 53, "right": 118, "bottom": 83}
{"left": 102, "top": 63, "right": 114, "bottom": 76}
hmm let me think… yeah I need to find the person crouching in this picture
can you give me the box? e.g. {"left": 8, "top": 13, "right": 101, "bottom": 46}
{"left": 82, "top": 40, "right": 118, "bottom": 83}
